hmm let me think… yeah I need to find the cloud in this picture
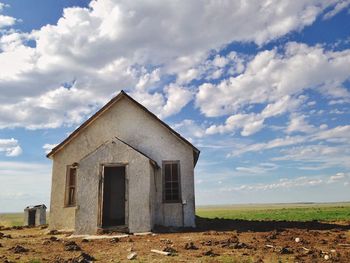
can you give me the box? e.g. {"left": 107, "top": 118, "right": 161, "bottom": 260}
{"left": 0, "top": 1, "right": 348, "bottom": 129}
{"left": 206, "top": 113, "right": 265, "bottom": 136}
{"left": 229, "top": 124, "right": 350, "bottom": 167}
{"left": 43, "top": 143, "right": 58, "bottom": 154}
{"left": 286, "top": 114, "right": 316, "bottom": 134}
{"left": 221, "top": 172, "right": 350, "bottom": 193}
{"left": 221, "top": 176, "right": 325, "bottom": 192}
{"left": 323, "top": 0, "right": 350, "bottom": 19}
{"left": 172, "top": 119, "right": 206, "bottom": 140}
{"left": 0, "top": 3, "right": 16, "bottom": 28}
{"left": 235, "top": 163, "right": 278, "bottom": 174}
{"left": 196, "top": 43, "right": 350, "bottom": 120}
{"left": 328, "top": 172, "right": 349, "bottom": 183}
{"left": 0, "top": 138, "right": 22, "bottom": 157}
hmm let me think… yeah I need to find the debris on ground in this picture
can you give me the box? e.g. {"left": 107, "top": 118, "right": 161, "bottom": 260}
{"left": 9, "top": 245, "right": 29, "bottom": 253}
{"left": 151, "top": 249, "right": 171, "bottom": 256}
{"left": 162, "top": 246, "right": 177, "bottom": 255}
{"left": 202, "top": 249, "right": 219, "bottom": 257}
{"left": 109, "top": 237, "right": 120, "bottom": 243}
{"left": 74, "top": 252, "right": 95, "bottom": 262}
{"left": 48, "top": 229, "right": 60, "bottom": 235}
{"left": 279, "top": 246, "right": 293, "bottom": 254}
{"left": 42, "top": 240, "right": 51, "bottom": 245}
{"left": 64, "top": 241, "right": 81, "bottom": 251}
{"left": 184, "top": 242, "right": 198, "bottom": 250}
{"left": 49, "top": 236, "right": 59, "bottom": 242}
{"left": 0, "top": 219, "right": 349, "bottom": 262}
{"left": 127, "top": 252, "right": 137, "bottom": 260}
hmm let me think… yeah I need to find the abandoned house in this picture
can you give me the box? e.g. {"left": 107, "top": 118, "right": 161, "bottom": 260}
{"left": 47, "top": 91, "right": 200, "bottom": 234}
{"left": 24, "top": 204, "right": 47, "bottom": 226}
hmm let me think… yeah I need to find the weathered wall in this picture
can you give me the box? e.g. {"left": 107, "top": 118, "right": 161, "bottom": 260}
{"left": 49, "top": 96, "right": 196, "bottom": 232}
{"left": 75, "top": 140, "right": 152, "bottom": 234}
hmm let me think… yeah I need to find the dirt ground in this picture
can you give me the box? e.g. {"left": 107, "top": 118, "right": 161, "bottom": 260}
{"left": 0, "top": 218, "right": 349, "bottom": 262}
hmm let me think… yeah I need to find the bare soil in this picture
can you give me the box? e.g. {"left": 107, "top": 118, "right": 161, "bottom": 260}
{"left": 0, "top": 218, "right": 349, "bottom": 262}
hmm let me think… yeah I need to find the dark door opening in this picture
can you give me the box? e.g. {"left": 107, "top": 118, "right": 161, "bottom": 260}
{"left": 102, "top": 166, "right": 126, "bottom": 227}
{"left": 28, "top": 210, "right": 36, "bottom": 226}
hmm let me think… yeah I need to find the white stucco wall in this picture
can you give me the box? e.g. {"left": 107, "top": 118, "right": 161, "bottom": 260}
{"left": 49, "top": 96, "right": 196, "bottom": 232}
{"left": 75, "top": 140, "right": 152, "bottom": 234}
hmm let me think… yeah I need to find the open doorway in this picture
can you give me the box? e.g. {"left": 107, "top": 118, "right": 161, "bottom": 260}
{"left": 28, "top": 210, "right": 36, "bottom": 226}
{"left": 102, "top": 166, "right": 126, "bottom": 227}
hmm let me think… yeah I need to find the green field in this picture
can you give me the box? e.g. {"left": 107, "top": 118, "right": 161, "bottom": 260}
{"left": 196, "top": 202, "right": 350, "bottom": 222}
{"left": 0, "top": 213, "right": 24, "bottom": 227}
{"left": 1, "top": 203, "right": 349, "bottom": 227}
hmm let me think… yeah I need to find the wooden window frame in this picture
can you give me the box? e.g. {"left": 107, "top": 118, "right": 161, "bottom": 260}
{"left": 162, "top": 160, "right": 181, "bottom": 203}
{"left": 64, "top": 165, "right": 77, "bottom": 207}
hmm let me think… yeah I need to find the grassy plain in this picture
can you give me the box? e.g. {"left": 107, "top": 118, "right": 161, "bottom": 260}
{"left": 1, "top": 202, "right": 349, "bottom": 227}
{"left": 0, "top": 212, "right": 24, "bottom": 227}
{"left": 196, "top": 202, "right": 350, "bottom": 222}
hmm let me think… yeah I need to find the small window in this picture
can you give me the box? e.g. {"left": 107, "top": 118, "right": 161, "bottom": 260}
{"left": 163, "top": 161, "right": 181, "bottom": 203}
{"left": 65, "top": 166, "right": 77, "bottom": 206}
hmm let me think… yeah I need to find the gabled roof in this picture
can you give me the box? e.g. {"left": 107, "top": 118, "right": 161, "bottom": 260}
{"left": 47, "top": 90, "right": 200, "bottom": 166}
{"left": 78, "top": 137, "right": 159, "bottom": 168}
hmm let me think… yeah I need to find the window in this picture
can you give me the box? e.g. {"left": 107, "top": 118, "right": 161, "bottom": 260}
{"left": 65, "top": 166, "right": 77, "bottom": 206}
{"left": 163, "top": 161, "right": 181, "bottom": 203}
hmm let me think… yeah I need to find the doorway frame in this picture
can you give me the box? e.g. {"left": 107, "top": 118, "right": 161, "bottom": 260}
{"left": 97, "top": 163, "right": 129, "bottom": 230}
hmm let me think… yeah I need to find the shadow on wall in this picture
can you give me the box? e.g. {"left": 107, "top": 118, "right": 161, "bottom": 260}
{"left": 195, "top": 216, "right": 350, "bottom": 232}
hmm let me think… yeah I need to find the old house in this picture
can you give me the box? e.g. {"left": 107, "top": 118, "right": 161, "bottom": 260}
{"left": 47, "top": 91, "right": 200, "bottom": 234}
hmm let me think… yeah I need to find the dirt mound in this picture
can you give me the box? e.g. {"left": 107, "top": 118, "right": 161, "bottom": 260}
{"left": 0, "top": 221, "right": 349, "bottom": 262}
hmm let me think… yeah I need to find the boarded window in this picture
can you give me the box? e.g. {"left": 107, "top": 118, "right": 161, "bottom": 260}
{"left": 163, "top": 161, "right": 181, "bottom": 203}
{"left": 65, "top": 166, "right": 77, "bottom": 206}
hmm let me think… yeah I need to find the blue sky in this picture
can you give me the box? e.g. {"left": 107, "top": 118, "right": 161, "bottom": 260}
{"left": 0, "top": 1, "right": 349, "bottom": 212}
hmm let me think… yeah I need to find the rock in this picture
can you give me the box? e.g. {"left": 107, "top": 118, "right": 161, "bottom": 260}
{"left": 40, "top": 225, "right": 48, "bottom": 229}
{"left": 49, "top": 236, "right": 59, "bottom": 242}
{"left": 201, "top": 240, "right": 215, "bottom": 246}
{"left": 82, "top": 239, "right": 89, "bottom": 243}
{"left": 48, "top": 229, "right": 59, "bottom": 235}
{"left": 233, "top": 242, "right": 250, "bottom": 249}
{"left": 184, "top": 242, "right": 198, "bottom": 250}
{"left": 9, "top": 245, "right": 29, "bottom": 253}
{"left": 266, "top": 231, "right": 278, "bottom": 240}
{"left": 279, "top": 247, "right": 293, "bottom": 254}
{"left": 42, "top": 240, "right": 51, "bottom": 245}
{"left": 163, "top": 246, "right": 177, "bottom": 255}
{"left": 74, "top": 252, "right": 95, "bottom": 262}
{"left": 0, "top": 243, "right": 2, "bottom": 247}
{"left": 160, "top": 238, "right": 173, "bottom": 245}
{"left": 295, "top": 237, "right": 301, "bottom": 243}
{"left": 202, "top": 249, "right": 219, "bottom": 257}
{"left": 110, "top": 237, "right": 120, "bottom": 243}
{"left": 324, "top": 254, "right": 330, "bottom": 260}
{"left": 64, "top": 241, "right": 81, "bottom": 251}
{"left": 127, "top": 252, "right": 137, "bottom": 260}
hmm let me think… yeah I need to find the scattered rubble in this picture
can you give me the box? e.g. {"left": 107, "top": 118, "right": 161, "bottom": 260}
{"left": 64, "top": 241, "right": 81, "bottom": 251}
{"left": 202, "top": 249, "right": 219, "bottom": 257}
{"left": 127, "top": 252, "right": 137, "bottom": 260}
{"left": 74, "top": 252, "right": 95, "bottom": 263}
{"left": 184, "top": 241, "right": 198, "bottom": 250}
{"left": 48, "top": 229, "right": 60, "bottom": 235}
{"left": 163, "top": 246, "right": 177, "bottom": 255}
{"left": 109, "top": 237, "right": 120, "bottom": 243}
{"left": 151, "top": 249, "right": 171, "bottom": 256}
{"left": 9, "top": 245, "right": 29, "bottom": 253}
{"left": 0, "top": 220, "right": 349, "bottom": 262}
